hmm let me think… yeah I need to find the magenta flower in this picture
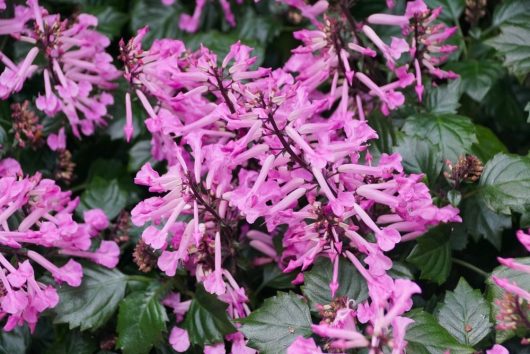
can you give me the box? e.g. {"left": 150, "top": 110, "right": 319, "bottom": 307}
{"left": 119, "top": 2, "right": 462, "bottom": 349}
{"left": 287, "top": 336, "right": 323, "bottom": 353}
{"left": 0, "top": 158, "right": 118, "bottom": 330}
{"left": 169, "top": 326, "right": 190, "bottom": 352}
{"left": 0, "top": 1, "right": 119, "bottom": 139}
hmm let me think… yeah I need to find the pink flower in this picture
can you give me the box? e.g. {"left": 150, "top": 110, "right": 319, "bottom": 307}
{"left": 169, "top": 327, "right": 190, "bottom": 352}
{"left": 486, "top": 345, "right": 509, "bottom": 354}
{"left": 204, "top": 343, "right": 226, "bottom": 354}
{"left": 0, "top": 158, "right": 21, "bottom": 177}
{"left": 516, "top": 229, "right": 530, "bottom": 252}
{"left": 83, "top": 209, "right": 109, "bottom": 233}
{"left": 287, "top": 336, "right": 323, "bottom": 354}
{"left": 0, "top": 1, "right": 119, "bottom": 138}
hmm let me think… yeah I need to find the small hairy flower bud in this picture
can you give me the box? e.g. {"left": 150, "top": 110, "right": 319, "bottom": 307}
{"left": 133, "top": 240, "right": 158, "bottom": 273}
{"left": 11, "top": 101, "right": 43, "bottom": 149}
{"left": 54, "top": 150, "right": 75, "bottom": 185}
{"left": 445, "top": 154, "right": 484, "bottom": 186}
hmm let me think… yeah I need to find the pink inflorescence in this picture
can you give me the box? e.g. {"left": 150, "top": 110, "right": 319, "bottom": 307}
{"left": 0, "top": 0, "right": 120, "bottom": 144}
{"left": 122, "top": 0, "right": 460, "bottom": 352}
{"left": 492, "top": 229, "right": 530, "bottom": 337}
{"left": 0, "top": 158, "right": 119, "bottom": 332}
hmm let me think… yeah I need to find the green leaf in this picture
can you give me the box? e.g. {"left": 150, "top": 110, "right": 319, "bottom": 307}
{"left": 86, "top": 5, "right": 128, "bottom": 38}
{"left": 435, "top": 278, "right": 491, "bottom": 346}
{"left": 407, "top": 228, "right": 452, "bottom": 284}
{"left": 446, "top": 60, "right": 503, "bottom": 102}
{"left": 402, "top": 114, "right": 477, "bottom": 162}
{"left": 182, "top": 285, "right": 236, "bottom": 345}
{"left": 406, "top": 310, "right": 474, "bottom": 354}
{"left": 486, "top": 25, "right": 530, "bottom": 76}
{"left": 458, "top": 196, "right": 511, "bottom": 249}
{"left": 492, "top": 0, "right": 530, "bottom": 27}
{"left": 53, "top": 265, "right": 127, "bottom": 331}
{"left": 470, "top": 125, "right": 508, "bottom": 163}
{"left": 388, "top": 261, "right": 414, "bottom": 279}
{"left": 128, "top": 140, "right": 152, "bottom": 172}
{"left": 301, "top": 257, "right": 368, "bottom": 309}
{"left": 426, "top": 79, "right": 462, "bottom": 114}
{"left": 487, "top": 257, "right": 530, "bottom": 341}
{"left": 425, "top": 0, "right": 465, "bottom": 23}
{"left": 78, "top": 178, "right": 127, "bottom": 220}
{"left": 477, "top": 153, "right": 530, "bottom": 214}
{"left": 0, "top": 326, "right": 30, "bottom": 354}
{"left": 240, "top": 292, "right": 312, "bottom": 354}
{"left": 258, "top": 264, "right": 296, "bottom": 292}
{"left": 526, "top": 101, "right": 530, "bottom": 123}
{"left": 368, "top": 113, "right": 397, "bottom": 154}
{"left": 130, "top": 0, "right": 182, "bottom": 46}
{"left": 394, "top": 134, "right": 443, "bottom": 184}
{"left": 117, "top": 284, "right": 169, "bottom": 354}
{"left": 47, "top": 330, "right": 97, "bottom": 354}
{"left": 237, "top": 7, "right": 282, "bottom": 45}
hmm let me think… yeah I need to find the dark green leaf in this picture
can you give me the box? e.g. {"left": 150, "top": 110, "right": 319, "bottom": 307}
{"left": 402, "top": 114, "right": 477, "bottom": 162}
{"left": 470, "top": 125, "right": 508, "bottom": 162}
{"left": 486, "top": 25, "right": 530, "bottom": 76}
{"left": 492, "top": 0, "right": 530, "bottom": 27}
{"left": 435, "top": 278, "right": 491, "bottom": 346}
{"left": 406, "top": 310, "right": 474, "bottom": 354}
{"left": 47, "top": 330, "right": 97, "bottom": 354}
{"left": 258, "top": 264, "right": 296, "bottom": 292}
{"left": 182, "top": 285, "right": 236, "bottom": 345}
{"left": 238, "top": 8, "right": 282, "bottom": 45}
{"left": 130, "top": 0, "right": 182, "bottom": 46}
{"left": 447, "top": 190, "right": 462, "bottom": 207}
{"left": 86, "top": 6, "right": 128, "bottom": 38}
{"left": 0, "top": 326, "right": 30, "bottom": 354}
{"left": 240, "top": 292, "right": 312, "bottom": 354}
{"left": 368, "top": 113, "right": 397, "bottom": 154}
{"left": 446, "top": 60, "right": 503, "bottom": 101}
{"left": 407, "top": 228, "right": 452, "bottom": 284}
{"left": 477, "top": 153, "right": 530, "bottom": 214}
{"left": 87, "top": 159, "right": 125, "bottom": 182}
{"left": 487, "top": 257, "right": 530, "bottom": 341}
{"left": 425, "top": 0, "right": 465, "bottom": 23}
{"left": 426, "top": 79, "right": 462, "bottom": 114}
{"left": 458, "top": 196, "right": 511, "bottom": 249}
{"left": 78, "top": 178, "right": 127, "bottom": 219}
{"left": 394, "top": 134, "right": 443, "bottom": 184}
{"left": 302, "top": 257, "right": 368, "bottom": 309}
{"left": 53, "top": 265, "right": 127, "bottom": 331}
{"left": 117, "top": 284, "right": 169, "bottom": 354}
{"left": 388, "top": 261, "right": 414, "bottom": 279}
{"left": 128, "top": 140, "right": 152, "bottom": 172}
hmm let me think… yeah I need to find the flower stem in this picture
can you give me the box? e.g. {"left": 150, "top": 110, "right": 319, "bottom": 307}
{"left": 453, "top": 258, "right": 488, "bottom": 278}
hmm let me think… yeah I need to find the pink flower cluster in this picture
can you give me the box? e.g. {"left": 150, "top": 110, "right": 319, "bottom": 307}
{"left": 492, "top": 229, "right": 530, "bottom": 335}
{"left": 0, "top": 158, "right": 119, "bottom": 332}
{"left": 0, "top": 0, "right": 119, "bottom": 142}
{"left": 121, "top": 0, "right": 460, "bottom": 351}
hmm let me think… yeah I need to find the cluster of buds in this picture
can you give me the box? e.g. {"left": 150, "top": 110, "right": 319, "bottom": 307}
{"left": 0, "top": 158, "right": 119, "bottom": 331}
{"left": 445, "top": 154, "right": 484, "bottom": 187}
{"left": 0, "top": 0, "right": 120, "bottom": 145}
{"left": 10, "top": 101, "right": 43, "bottom": 149}
{"left": 465, "top": 0, "right": 487, "bottom": 26}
